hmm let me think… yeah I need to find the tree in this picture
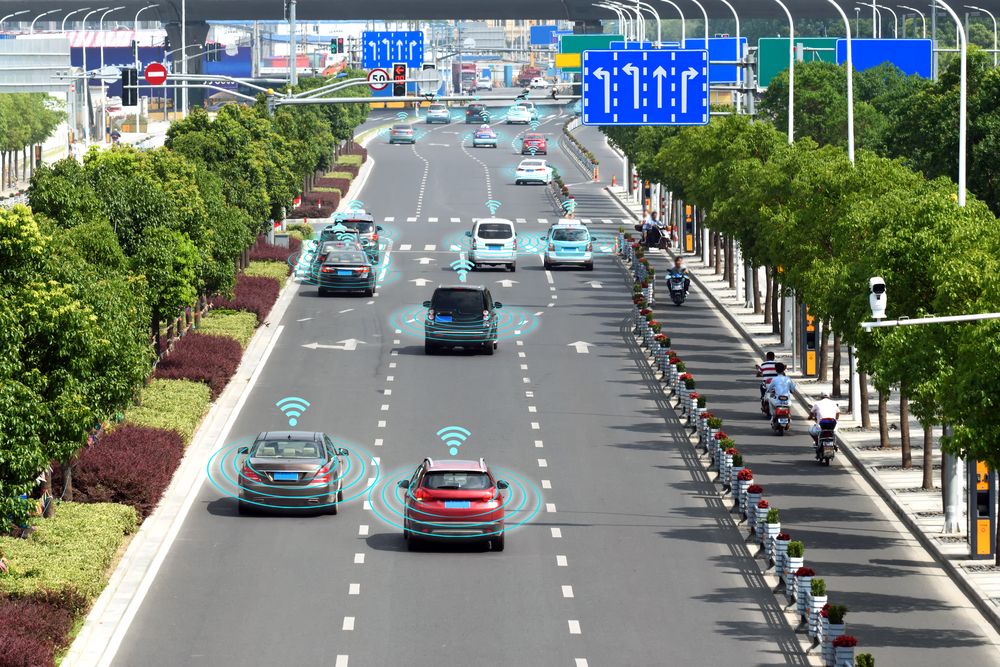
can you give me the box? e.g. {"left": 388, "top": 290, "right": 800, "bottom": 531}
{"left": 29, "top": 158, "right": 107, "bottom": 229}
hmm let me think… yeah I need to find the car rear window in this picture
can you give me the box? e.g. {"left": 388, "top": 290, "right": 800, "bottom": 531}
{"left": 552, "top": 228, "right": 589, "bottom": 242}
{"left": 521, "top": 161, "right": 544, "bottom": 168}
{"left": 525, "top": 134, "right": 543, "bottom": 141}
{"left": 326, "top": 251, "right": 367, "bottom": 263}
{"left": 393, "top": 124, "right": 410, "bottom": 130}
{"left": 422, "top": 471, "right": 492, "bottom": 490}
{"left": 429, "top": 104, "right": 446, "bottom": 111}
{"left": 476, "top": 223, "right": 513, "bottom": 240}
{"left": 432, "top": 289, "right": 486, "bottom": 313}
{"left": 338, "top": 220, "right": 374, "bottom": 233}
{"left": 253, "top": 440, "right": 323, "bottom": 458}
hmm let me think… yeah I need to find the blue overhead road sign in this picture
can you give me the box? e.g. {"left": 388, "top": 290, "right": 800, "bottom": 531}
{"left": 682, "top": 37, "right": 748, "bottom": 83}
{"left": 530, "top": 25, "right": 559, "bottom": 46}
{"left": 362, "top": 31, "right": 424, "bottom": 69}
{"left": 835, "top": 38, "right": 932, "bottom": 78}
{"left": 581, "top": 49, "right": 709, "bottom": 126}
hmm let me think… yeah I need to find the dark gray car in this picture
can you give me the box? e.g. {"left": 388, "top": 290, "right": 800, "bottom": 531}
{"left": 237, "top": 431, "right": 348, "bottom": 515}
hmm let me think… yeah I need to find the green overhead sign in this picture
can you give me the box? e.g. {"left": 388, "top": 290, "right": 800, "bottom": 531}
{"left": 757, "top": 37, "right": 838, "bottom": 88}
{"left": 557, "top": 34, "right": 624, "bottom": 72}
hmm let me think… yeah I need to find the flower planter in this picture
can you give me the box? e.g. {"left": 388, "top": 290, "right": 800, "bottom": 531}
{"left": 745, "top": 492, "right": 761, "bottom": 521}
{"left": 773, "top": 536, "right": 790, "bottom": 570}
{"left": 784, "top": 555, "right": 803, "bottom": 591}
{"left": 728, "top": 466, "right": 743, "bottom": 493}
{"left": 834, "top": 645, "right": 854, "bottom": 667}
{"left": 808, "top": 593, "right": 827, "bottom": 637}
{"left": 765, "top": 523, "right": 781, "bottom": 558}
{"left": 720, "top": 453, "right": 733, "bottom": 485}
{"left": 736, "top": 478, "right": 752, "bottom": 512}
{"left": 823, "top": 624, "right": 845, "bottom": 665}
{"left": 794, "top": 573, "right": 812, "bottom": 610}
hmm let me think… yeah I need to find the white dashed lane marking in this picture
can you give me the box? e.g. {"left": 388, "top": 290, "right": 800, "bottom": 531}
{"left": 562, "top": 585, "right": 574, "bottom": 598}
{"left": 556, "top": 555, "right": 568, "bottom": 567}
{"left": 542, "top": 480, "right": 552, "bottom": 489}
{"left": 534, "top": 440, "right": 543, "bottom": 448}
{"left": 349, "top": 583, "right": 360, "bottom": 595}
{"left": 546, "top": 503, "right": 557, "bottom": 513}
{"left": 336, "top": 656, "right": 349, "bottom": 667}
{"left": 531, "top": 422, "right": 540, "bottom": 430}
{"left": 343, "top": 617, "right": 355, "bottom": 631}
{"left": 373, "top": 439, "right": 383, "bottom": 447}
{"left": 537, "top": 458, "right": 547, "bottom": 467}
{"left": 358, "top": 525, "right": 369, "bottom": 536}
{"left": 399, "top": 244, "right": 411, "bottom": 251}
{"left": 568, "top": 620, "right": 581, "bottom": 635}
{"left": 551, "top": 527, "right": 562, "bottom": 538}
{"left": 354, "top": 553, "right": 365, "bottom": 564}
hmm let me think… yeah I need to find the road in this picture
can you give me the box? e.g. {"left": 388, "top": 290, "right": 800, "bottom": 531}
{"left": 108, "top": 105, "right": 1000, "bottom": 666}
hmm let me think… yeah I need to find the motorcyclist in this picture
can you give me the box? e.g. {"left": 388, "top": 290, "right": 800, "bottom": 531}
{"left": 809, "top": 393, "right": 841, "bottom": 447}
{"left": 645, "top": 214, "right": 663, "bottom": 249}
{"left": 668, "top": 257, "right": 690, "bottom": 293}
{"left": 767, "top": 362, "right": 795, "bottom": 414}
{"left": 755, "top": 351, "right": 778, "bottom": 400}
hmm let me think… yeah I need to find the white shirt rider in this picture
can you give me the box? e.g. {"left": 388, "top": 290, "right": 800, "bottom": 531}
{"left": 811, "top": 397, "right": 840, "bottom": 422}
{"left": 768, "top": 374, "right": 795, "bottom": 400}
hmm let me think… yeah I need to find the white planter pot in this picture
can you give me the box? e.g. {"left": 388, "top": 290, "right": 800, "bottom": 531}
{"left": 765, "top": 523, "right": 781, "bottom": 557}
{"left": 824, "top": 624, "right": 845, "bottom": 666}
{"left": 728, "top": 465, "right": 743, "bottom": 492}
{"left": 720, "top": 454, "right": 733, "bottom": 484}
{"left": 808, "top": 593, "right": 827, "bottom": 637}
{"left": 834, "top": 645, "right": 854, "bottom": 667}
{"left": 784, "top": 555, "right": 804, "bottom": 591}
{"left": 794, "top": 574, "right": 812, "bottom": 611}
{"left": 773, "top": 538, "right": 790, "bottom": 571}
{"left": 737, "top": 479, "right": 752, "bottom": 512}
{"left": 745, "top": 493, "right": 761, "bottom": 522}
{"left": 754, "top": 507, "right": 768, "bottom": 541}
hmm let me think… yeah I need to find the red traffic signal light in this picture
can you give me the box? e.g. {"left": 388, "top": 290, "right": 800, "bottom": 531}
{"left": 337, "top": 37, "right": 344, "bottom": 53}
{"left": 392, "top": 63, "right": 406, "bottom": 96}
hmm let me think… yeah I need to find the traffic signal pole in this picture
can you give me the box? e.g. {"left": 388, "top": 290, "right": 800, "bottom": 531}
{"left": 288, "top": 0, "right": 298, "bottom": 87}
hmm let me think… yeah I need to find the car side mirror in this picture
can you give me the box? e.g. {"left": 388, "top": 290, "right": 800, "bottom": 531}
{"left": 377, "top": 226, "right": 383, "bottom": 231}
{"left": 493, "top": 302, "right": 503, "bottom": 309}
{"left": 497, "top": 480, "right": 510, "bottom": 490}
{"left": 465, "top": 231, "right": 472, "bottom": 237}
{"left": 422, "top": 300, "right": 432, "bottom": 308}
{"left": 397, "top": 479, "right": 410, "bottom": 489}
{"left": 238, "top": 446, "right": 249, "bottom": 455}
{"left": 337, "top": 448, "right": 349, "bottom": 457}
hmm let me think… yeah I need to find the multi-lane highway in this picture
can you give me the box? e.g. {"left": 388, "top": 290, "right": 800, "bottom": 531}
{"left": 108, "top": 103, "right": 1000, "bottom": 666}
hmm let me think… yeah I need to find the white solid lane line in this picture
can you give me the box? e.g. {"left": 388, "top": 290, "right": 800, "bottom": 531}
{"left": 562, "top": 585, "right": 574, "bottom": 598}
{"left": 343, "top": 617, "right": 355, "bottom": 631}
{"left": 568, "top": 620, "right": 581, "bottom": 635}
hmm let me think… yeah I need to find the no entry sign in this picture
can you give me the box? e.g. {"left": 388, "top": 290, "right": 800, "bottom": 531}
{"left": 368, "top": 68, "right": 389, "bottom": 91}
{"left": 144, "top": 63, "right": 168, "bottom": 86}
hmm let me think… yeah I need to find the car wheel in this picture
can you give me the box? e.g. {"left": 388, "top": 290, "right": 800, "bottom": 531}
{"left": 585, "top": 262, "right": 594, "bottom": 271}
{"left": 318, "top": 287, "right": 326, "bottom": 296}
{"left": 237, "top": 500, "right": 253, "bottom": 516}
{"left": 515, "top": 180, "right": 522, "bottom": 185}
{"left": 425, "top": 340, "right": 437, "bottom": 355}
{"left": 491, "top": 530, "right": 505, "bottom": 552}
{"left": 407, "top": 535, "right": 421, "bottom": 551}
{"left": 508, "top": 262, "right": 516, "bottom": 272}
{"left": 544, "top": 260, "right": 553, "bottom": 269}
{"left": 483, "top": 340, "right": 494, "bottom": 355}
{"left": 364, "top": 286, "right": 374, "bottom": 297}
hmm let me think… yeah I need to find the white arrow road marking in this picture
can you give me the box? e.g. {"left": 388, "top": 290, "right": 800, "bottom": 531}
{"left": 303, "top": 339, "right": 367, "bottom": 351}
{"left": 496, "top": 279, "right": 519, "bottom": 287}
{"left": 410, "top": 278, "right": 433, "bottom": 286}
{"left": 593, "top": 67, "right": 611, "bottom": 113}
{"left": 681, "top": 67, "right": 699, "bottom": 114}
{"left": 653, "top": 65, "right": 667, "bottom": 106}
{"left": 568, "top": 341, "right": 594, "bottom": 354}
{"left": 427, "top": 143, "right": 451, "bottom": 147}
{"left": 415, "top": 257, "right": 435, "bottom": 265}
{"left": 296, "top": 317, "right": 312, "bottom": 322}
{"left": 588, "top": 281, "right": 603, "bottom": 289}
{"left": 622, "top": 63, "right": 640, "bottom": 108}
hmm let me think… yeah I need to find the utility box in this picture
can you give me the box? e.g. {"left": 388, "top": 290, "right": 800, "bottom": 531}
{"left": 969, "top": 461, "right": 997, "bottom": 560}
{"left": 800, "top": 305, "right": 818, "bottom": 377}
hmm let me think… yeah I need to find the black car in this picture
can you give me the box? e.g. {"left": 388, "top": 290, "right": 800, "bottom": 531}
{"left": 332, "top": 213, "right": 382, "bottom": 263}
{"left": 423, "top": 285, "right": 502, "bottom": 355}
{"left": 318, "top": 248, "right": 376, "bottom": 296}
{"left": 465, "top": 103, "right": 488, "bottom": 123}
{"left": 237, "top": 431, "right": 349, "bottom": 514}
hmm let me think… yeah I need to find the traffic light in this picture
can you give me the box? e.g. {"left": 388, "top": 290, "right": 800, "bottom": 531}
{"left": 393, "top": 63, "right": 406, "bottom": 96}
{"left": 330, "top": 38, "right": 336, "bottom": 54}
{"left": 337, "top": 37, "right": 344, "bottom": 54}
{"left": 121, "top": 68, "right": 138, "bottom": 106}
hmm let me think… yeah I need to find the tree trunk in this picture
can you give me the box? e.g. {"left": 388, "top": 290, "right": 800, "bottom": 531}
{"left": 12, "top": 150, "right": 18, "bottom": 188}
{"left": 714, "top": 232, "right": 722, "bottom": 274}
{"left": 819, "top": 320, "right": 830, "bottom": 381}
{"left": 831, "top": 331, "right": 842, "bottom": 397}
{"left": 922, "top": 421, "right": 935, "bottom": 490}
{"left": 62, "top": 458, "right": 74, "bottom": 501}
{"left": 763, "top": 267, "right": 773, "bottom": 324}
{"left": 771, "top": 273, "right": 781, "bottom": 335}
{"left": 752, "top": 267, "right": 762, "bottom": 314}
{"left": 152, "top": 313, "right": 162, "bottom": 358}
{"left": 726, "top": 237, "right": 735, "bottom": 288}
{"left": 877, "top": 389, "right": 890, "bottom": 448}
{"left": 900, "top": 393, "right": 912, "bottom": 468}
{"left": 860, "top": 371, "right": 872, "bottom": 429}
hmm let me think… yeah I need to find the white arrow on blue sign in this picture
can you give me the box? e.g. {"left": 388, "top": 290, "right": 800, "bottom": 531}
{"left": 362, "top": 30, "right": 424, "bottom": 69}
{"left": 581, "top": 49, "right": 709, "bottom": 127}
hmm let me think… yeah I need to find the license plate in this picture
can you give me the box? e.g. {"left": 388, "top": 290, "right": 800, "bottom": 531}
{"left": 445, "top": 501, "right": 471, "bottom": 509}
{"left": 436, "top": 314, "right": 453, "bottom": 322}
{"left": 778, "top": 418, "right": 789, "bottom": 425}
{"left": 487, "top": 244, "right": 502, "bottom": 250}
{"left": 337, "top": 269, "right": 352, "bottom": 276}
{"left": 273, "top": 472, "right": 298, "bottom": 481}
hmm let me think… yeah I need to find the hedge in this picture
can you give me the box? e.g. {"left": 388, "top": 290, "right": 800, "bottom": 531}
{"left": 322, "top": 171, "right": 353, "bottom": 181}
{"left": 303, "top": 191, "right": 341, "bottom": 207}
{"left": 286, "top": 204, "right": 333, "bottom": 219}
{"left": 0, "top": 502, "right": 138, "bottom": 603}
{"left": 315, "top": 178, "right": 351, "bottom": 193}
{"left": 336, "top": 154, "right": 363, "bottom": 168}
{"left": 243, "top": 260, "right": 290, "bottom": 283}
{"left": 124, "top": 378, "right": 211, "bottom": 444}
{"left": 312, "top": 186, "right": 343, "bottom": 195}
{"left": 285, "top": 222, "right": 314, "bottom": 240}
{"left": 153, "top": 332, "right": 243, "bottom": 400}
{"left": 0, "top": 594, "right": 76, "bottom": 667}
{"left": 60, "top": 425, "right": 185, "bottom": 520}
{"left": 249, "top": 235, "right": 302, "bottom": 263}
{"left": 197, "top": 308, "right": 259, "bottom": 348}
{"left": 211, "top": 274, "right": 281, "bottom": 325}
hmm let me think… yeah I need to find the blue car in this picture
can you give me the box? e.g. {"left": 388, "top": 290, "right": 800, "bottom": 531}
{"left": 543, "top": 220, "right": 593, "bottom": 270}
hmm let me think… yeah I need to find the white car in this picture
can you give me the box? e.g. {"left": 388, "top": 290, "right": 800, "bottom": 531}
{"left": 517, "top": 101, "right": 540, "bottom": 121}
{"left": 514, "top": 159, "right": 552, "bottom": 185}
{"left": 506, "top": 105, "right": 531, "bottom": 124}
{"left": 476, "top": 77, "right": 492, "bottom": 90}
{"left": 529, "top": 77, "right": 552, "bottom": 89}
{"left": 426, "top": 103, "right": 450, "bottom": 123}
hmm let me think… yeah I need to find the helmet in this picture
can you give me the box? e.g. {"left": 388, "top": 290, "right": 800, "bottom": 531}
{"left": 819, "top": 392, "right": 830, "bottom": 400}
{"left": 480, "top": 123, "right": 490, "bottom": 129}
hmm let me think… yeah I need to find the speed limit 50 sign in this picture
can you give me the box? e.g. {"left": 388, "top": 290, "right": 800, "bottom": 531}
{"left": 367, "top": 68, "right": 390, "bottom": 91}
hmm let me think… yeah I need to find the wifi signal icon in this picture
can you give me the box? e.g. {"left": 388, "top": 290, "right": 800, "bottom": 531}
{"left": 276, "top": 396, "right": 310, "bottom": 427}
{"left": 562, "top": 198, "right": 576, "bottom": 214}
{"left": 450, "top": 257, "right": 474, "bottom": 282}
{"left": 396, "top": 111, "right": 408, "bottom": 121}
{"left": 485, "top": 199, "right": 501, "bottom": 215}
{"left": 529, "top": 146, "right": 538, "bottom": 156}
{"left": 336, "top": 231, "right": 355, "bottom": 242}
{"left": 346, "top": 199, "right": 364, "bottom": 211}
{"left": 436, "top": 426, "right": 472, "bottom": 456}
{"left": 530, "top": 120, "right": 539, "bottom": 131}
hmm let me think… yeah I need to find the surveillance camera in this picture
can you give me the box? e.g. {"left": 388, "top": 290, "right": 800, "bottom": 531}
{"left": 869, "top": 276, "right": 887, "bottom": 320}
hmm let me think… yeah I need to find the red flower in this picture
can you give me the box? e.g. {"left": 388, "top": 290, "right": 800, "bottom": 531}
{"left": 737, "top": 468, "right": 754, "bottom": 481}
{"left": 832, "top": 635, "right": 858, "bottom": 648}
{"left": 776, "top": 532, "right": 791, "bottom": 541}
{"left": 725, "top": 447, "right": 739, "bottom": 456}
{"left": 688, "top": 391, "right": 700, "bottom": 399}
{"left": 678, "top": 373, "right": 693, "bottom": 381}
{"left": 795, "top": 567, "right": 815, "bottom": 577}
{"left": 669, "top": 357, "right": 681, "bottom": 364}
{"left": 648, "top": 320, "right": 660, "bottom": 327}
{"left": 713, "top": 431, "right": 728, "bottom": 440}
{"left": 654, "top": 333, "right": 668, "bottom": 342}
{"left": 699, "top": 411, "right": 714, "bottom": 420}
{"left": 747, "top": 484, "right": 764, "bottom": 494}
{"left": 640, "top": 308, "right": 652, "bottom": 316}
{"left": 757, "top": 499, "right": 770, "bottom": 509}
{"left": 820, "top": 603, "right": 831, "bottom": 618}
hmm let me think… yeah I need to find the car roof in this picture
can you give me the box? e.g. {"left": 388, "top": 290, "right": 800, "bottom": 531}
{"left": 435, "top": 284, "right": 487, "bottom": 292}
{"left": 519, "top": 159, "right": 546, "bottom": 165}
{"left": 256, "top": 431, "right": 323, "bottom": 441}
{"left": 474, "top": 217, "right": 514, "bottom": 226}
{"left": 335, "top": 213, "right": 375, "bottom": 222}
{"left": 392, "top": 124, "right": 410, "bottom": 129}
{"left": 423, "top": 458, "right": 490, "bottom": 472}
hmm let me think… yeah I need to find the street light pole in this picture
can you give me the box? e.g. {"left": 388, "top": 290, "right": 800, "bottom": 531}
{"left": 636, "top": 1, "right": 663, "bottom": 46}
{"left": 181, "top": 0, "right": 186, "bottom": 117}
{"left": 99, "top": 6, "right": 125, "bottom": 144}
{"left": 656, "top": 0, "right": 688, "bottom": 44}
{"left": 133, "top": 4, "right": 158, "bottom": 133}
{"left": 687, "top": 0, "right": 710, "bottom": 44}
{"left": 30, "top": 9, "right": 63, "bottom": 34}
{"left": 61, "top": 7, "right": 90, "bottom": 32}
{"left": 288, "top": 0, "right": 297, "bottom": 87}
{"left": 875, "top": 3, "right": 900, "bottom": 36}
{"left": 0, "top": 10, "right": 29, "bottom": 30}
{"left": 597, "top": 4, "right": 629, "bottom": 41}
{"left": 898, "top": 4, "right": 927, "bottom": 37}
{"left": 965, "top": 5, "right": 997, "bottom": 66}
{"left": 935, "top": 0, "right": 967, "bottom": 206}
{"left": 716, "top": 0, "right": 743, "bottom": 112}
{"left": 772, "top": 0, "right": 795, "bottom": 144}
{"left": 80, "top": 7, "right": 108, "bottom": 145}
{"left": 822, "top": 0, "right": 855, "bottom": 163}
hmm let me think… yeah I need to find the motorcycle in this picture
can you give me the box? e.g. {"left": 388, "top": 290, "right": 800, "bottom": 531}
{"left": 759, "top": 382, "right": 771, "bottom": 418}
{"left": 815, "top": 418, "right": 838, "bottom": 465}
{"left": 770, "top": 394, "right": 792, "bottom": 435}
{"left": 668, "top": 272, "right": 687, "bottom": 306}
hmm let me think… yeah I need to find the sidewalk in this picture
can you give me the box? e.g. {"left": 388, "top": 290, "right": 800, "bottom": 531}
{"left": 606, "top": 184, "right": 1000, "bottom": 636}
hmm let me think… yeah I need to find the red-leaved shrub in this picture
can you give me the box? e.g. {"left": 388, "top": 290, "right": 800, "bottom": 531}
{"left": 63, "top": 425, "right": 185, "bottom": 519}
{"left": 249, "top": 235, "right": 302, "bottom": 263}
{"left": 314, "top": 177, "right": 352, "bottom": 193}
{"left": 212, "top": 274, "right": 281, "bottom": 325}
{"left": 0, "top": 596, "right": 76, "bottom": 667}
{"left": 287, "top": 205, "right": 332, "bottom": 219}
{"left": 154, "top": 332, "right": 243, "bottom": 399}
{"left": 335, "top": 164, "right": 360, "bottom": 178}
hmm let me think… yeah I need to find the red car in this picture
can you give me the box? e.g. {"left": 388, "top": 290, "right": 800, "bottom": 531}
{"left": 521, "top": 133, "right": 548, "bottom": 155}
{"left": 399, "top": 457, "right": 509, "bottom": 551}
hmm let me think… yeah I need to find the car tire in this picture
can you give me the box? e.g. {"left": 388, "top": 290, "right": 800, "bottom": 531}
{"left": 585, "top": 262, "right": 594, "bottom": 271}
{"left": 407, "top": 535, "right": 421, "bottom": 551}
{"left": 491, "top": 530, "right": 505, "bottom": 552}
{"left": 508, "top": 262, "right": 516, "bottom": 272}
{"left": 318, "top": 287, "right": 326, "bottom": 296}
{"left": 483, "top": 340, "right": 494, "bottom": 355}
{"left": 544, "top": 260, "right": 553, "bottom": 269}
{"left": 425, "top": 340, "right": 437, "bottom": 355}
{"left": 237, "top": 500, "right": 253, "bottom": 516}
{"left": 364, "top": 286, "right": 374, "bottom": 297}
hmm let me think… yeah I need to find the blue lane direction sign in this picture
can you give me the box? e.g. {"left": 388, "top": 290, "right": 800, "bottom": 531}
{"left": 609, "top": 41, "right": 655, "bottom": 50}
{"left": 362, "top": 31, "right": 424, "bottom": 69}
{"left": 581, "top": 49, "right": 709, "bottom": 126}
{"left": 835, "top": 38, "right": 932, "bottom": 78}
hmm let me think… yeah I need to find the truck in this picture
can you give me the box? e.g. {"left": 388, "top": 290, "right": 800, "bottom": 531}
{"left": 516, "top": 64, "right": 543, "bottom": 88}
{"left": 451, "top": 62, "right": 478, "bottom": 94}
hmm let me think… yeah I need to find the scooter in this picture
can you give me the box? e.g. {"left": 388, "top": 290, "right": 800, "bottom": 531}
{"left": 815, "top": 418, "right": 838, "bottom": 465}
{"left": 760, "top": 382, "right": 771, "bottom": 418}
{"left": 668, "top": 272, "right": 687, "bottom": 306}
{"left": 770, "top": 394, "right": 792, "bottom": 435}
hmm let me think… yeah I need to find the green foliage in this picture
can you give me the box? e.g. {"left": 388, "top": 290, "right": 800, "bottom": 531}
{"left": 810, "top": 578, "right": 826, "bottom": 596}
{"left": 132, "top": 226, "right": 199, "bottom": 322}
{"left": 767, "top": 508, "right": 780, "bottom": 523}
{"left": 312, "top": 186, "right": 342, "bottom": 194}
{"left": 286, "top": 70, "right": 371, "bottom": 142}
{"left": 324, "top": 170, "right": 354, "bottom": 180}
{"left": 855, "top": 653, "right": 875, "bottom": 667}
{"left": 124, "top": 379, "right": 211, "bottom": 444}
{"left": 285, "top": 222, "right": 313, "bottom": 239}
{"left": 196, "top": 309, "right": 259, "bottom": 349}
{"left": 0, "top": 502, "right": 138, "bottom": 602}
{"left": 243, "top": 260, "right": 289, "bottom": 283}
{"left": 29, "top": 159, "right": 105, "bottom": 229}
{"left": 336, "top": 154, "right": 364, "bottom": 167}
{"left": 828, "top": 604, "right": 848, "bottom": 624}
{"left": 787, "top": 540, "right": 805, "bottom": 558}
{"left": 0, "top": 93, "right": 65, "bottom": 154}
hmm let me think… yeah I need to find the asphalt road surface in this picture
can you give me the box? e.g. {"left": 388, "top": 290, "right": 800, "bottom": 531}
{"left": 110, "top": 106, "right": 1000, "bottom": 666}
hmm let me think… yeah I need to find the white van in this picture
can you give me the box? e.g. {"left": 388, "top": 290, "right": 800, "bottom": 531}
{"left": 466, "top": 218, "right": 517, "bottom": 272}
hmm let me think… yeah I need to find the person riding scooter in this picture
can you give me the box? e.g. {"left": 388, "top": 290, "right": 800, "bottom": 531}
{"left": 756, "top": 351, "right": 778, "bottom": 402}
{"left": 809, "top": 393, "right": 840, "bottom": 456}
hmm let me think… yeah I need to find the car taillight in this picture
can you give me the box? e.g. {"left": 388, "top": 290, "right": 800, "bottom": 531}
{"left": 483, "top": 310, "right": 490, "bottom": 320}
{"left": 355, "top": 267, "right": 370, "bottom": 274}
{"left": 548, "top": 243, "right": 555, "bottom": 251}
{"left": 427, "top": 309, "right": 435, "bottom": 321}
{"left": 321, "top": 266, "right": 334, "bottom": 273}
{"left": 241, "top": 466, "right": 262, "bottom": 483}
{"left": 414, "top": 488, "right": 431, "bottom": 502}
{"left": 513, "top": 238, "right": 518, "bottom": 249}
{"left": 311, "top": 462, "right": 333, "bottom": 485}
{"left": 372, "top": 234, "right": 378, "bottom": 241}
{"left": 586, "top": 242, "right": 592, "bottom": 252}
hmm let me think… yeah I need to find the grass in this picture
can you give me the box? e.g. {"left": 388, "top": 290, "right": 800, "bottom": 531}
{"left": 196, "top": 309, "right": 259, "bottom": 348}
{"left": 312, "top": 186, "right": 342, "bottom": 195}
{"left": 322, "top": 170, "right": 354, "bottom": 180}
{"left": 0, "top": 502, "right": 138, "bottom": 603}
{"left": 336, "top": 154, "right": 363, "bottom": 167}
{"left": 124, "top": 379, "right": 211, "bottom": 444}
{"left": 243, "top": 260, "right": 290, "bottom": 284}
